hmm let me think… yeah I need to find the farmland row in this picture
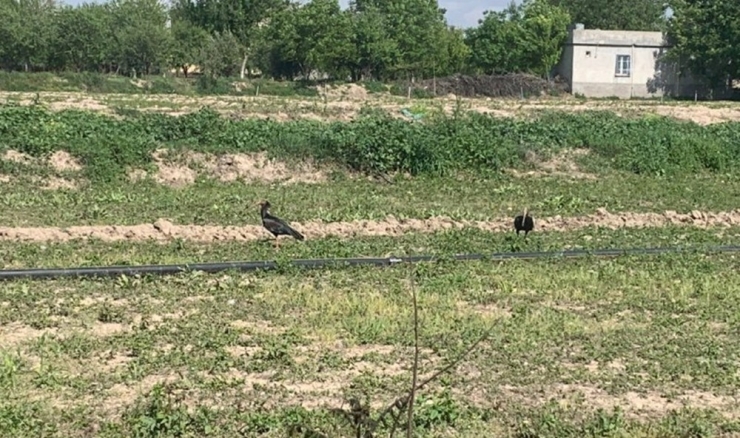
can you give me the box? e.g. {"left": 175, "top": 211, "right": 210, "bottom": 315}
{"left": 0, "top": 208, "right": 738, "bottom": 244}
{"left": 2, "top": 104, "right": 740, "bottom": 186}
{"left": 0, "top": 225, "right": 737, "bottom": 270}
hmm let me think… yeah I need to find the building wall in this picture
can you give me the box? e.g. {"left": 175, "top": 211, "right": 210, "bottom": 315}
{"left": 557, "top": 27, "right": 723, "bottom": 99}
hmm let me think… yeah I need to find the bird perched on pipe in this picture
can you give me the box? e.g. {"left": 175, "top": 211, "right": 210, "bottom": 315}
{"left": 257, "top": 200, "right": 305, "bottom": 247}
{"left": 514, "top": 208, "right": 534, "bottom": 237}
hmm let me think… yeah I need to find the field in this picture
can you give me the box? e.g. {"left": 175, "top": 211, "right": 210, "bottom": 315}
{"left": 1, "top": 85, "right": 740, "bottom": 437}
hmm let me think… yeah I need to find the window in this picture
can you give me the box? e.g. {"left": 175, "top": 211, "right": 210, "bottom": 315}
{"left": 615, "top": 54, "right": 631, "bottom": 77}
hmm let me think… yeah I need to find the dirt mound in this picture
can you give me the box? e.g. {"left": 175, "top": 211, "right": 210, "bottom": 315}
{"left": 321, "top": 83, "right": 368, "bottom": 101}
{"left": 2, "top": 149, "right": 33, "bottom": 164}
{"left": 0, "top": 208, "right": 738, "bottom": 244}
{"left": 195, "top": 151, "right": 327, "bottom": 184}
{"left": 509, "top": 149, "right": 597, "bottom": 179}
{"left": 132, "top": 150, "right": 327, "bottom": 187}
{"left": 48, "top": 151, "right": 82, "bottom": 172}
{"left": 150, "top": 149, "right": 197, "bottom": 188}
{"left": 410, "top": 73, "right": 569, "bottom": 98}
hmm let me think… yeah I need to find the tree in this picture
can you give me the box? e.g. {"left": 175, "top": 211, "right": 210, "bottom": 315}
{"left": 173, "top": 0, "right": 287, "bottom": 78}
{"left": 353, "top": 0, "right": 450, "bottom": 80}
{"left": 519, "top": 0, "right": 571, "bottom": 79}
{"left": 256, "top": 0, "right": 355, "bottom": 80}
{"left": 546, "top": 0, "right": 666, "bottom": 31}
{"left": 300, "top": 0, "right": 355, "bottom": 79}
{"left": 49, "top": 4, "right": 113, "bottom": 72}
{"left": 464, "top": 0, "right": 569, "bottom": 79}
{"left": 665, "top": 0, "right": 740, "bottom": 88}
{"left": 199, "top": 31, "right": 243, "bottom": 78}
{"left": 0, "top": 0, "right": 56, "bottom": 71}
{"left": 346, "top": 3, "right": 398, "bottom": 81}
{"left": 108, "top": 0, "right": 171, "bottom": 76}
{"left": 464, "top": 5, "right": 527, "bottom": 75}
{"left": 169, "top": 18, "right": 209, "bottom": 77}
{"left": 431, "top": 25, "right": 471, "bottom": 77}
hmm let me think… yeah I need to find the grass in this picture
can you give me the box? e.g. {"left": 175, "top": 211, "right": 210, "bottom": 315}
{"left": 1, "top": 94, "right": 740, "bottom": 436}
{"left": 1, "top": 252, "right": 740, "bottom": 437}
{"left": 0, "top": 171, "right": 740, "bottom": 227}
{"left": 0, "top": 225, "right": 738, "bottom": 269}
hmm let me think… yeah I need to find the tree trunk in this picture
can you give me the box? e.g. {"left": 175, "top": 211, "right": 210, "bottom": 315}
{"left": 240, "top": 54, "right": 248, "bottom": 79}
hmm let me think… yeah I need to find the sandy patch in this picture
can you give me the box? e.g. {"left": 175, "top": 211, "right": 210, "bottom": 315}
{"left": 104, "top": 373, "right": 180, "bottom": 412}
{"left": 559, "top": 384, "right": 738, "bottom": 419}
{"left": 195, "top": 151, "right": 327, "bottom": 184}
{"left": 39, "top": 176, "right": 77, "bottom": 190}
{"left": 496, "top": 383, "right": 740, "bottom": 419}
{"left": 0, "top": 323, "right": 59, "bottom": 348}
{"left": 4, "top": 90, "right": 740, "bottom": 125}
{"left": 131, "top": 150, "right": 327, "bottom": 187}
{"left": 48, "top": 150, "right": 82, "bottom": 172}
{"left": 456, "top": 301, "right": 513, "bottom": 319}
{"left": 320, "top": 83, "right": 369, "bottom": 101}
{"left": 653, "top": 105, "right": 740, "bottom": 125}
{"left": 150, "top": 149, "right": 197, "bottom": 188}
{"left": 2, "top": 149, "right": 33, "bottom": 164}
{"left": 0, "top": 208, "right": 738, "bottom": 244}
{"left": 0, "top": 149, "right": 82, "bottom": 189}
{"left": 509, "top": 149, "right": 596, "bottom": 179}
{"left": 48, "top": 97, "right": 111, "bottom": 113}
{"left": 89, "top": 321, "right": 128, "bottom": 337}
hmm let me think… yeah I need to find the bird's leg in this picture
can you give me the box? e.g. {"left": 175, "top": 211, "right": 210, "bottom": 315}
{"left": 272, "top": 235, "right": 280, "bottom": 249}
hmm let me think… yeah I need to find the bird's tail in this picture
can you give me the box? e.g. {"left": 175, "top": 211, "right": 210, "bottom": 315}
{"left": 286, "top": 225, "right": 305, "bottom": 241}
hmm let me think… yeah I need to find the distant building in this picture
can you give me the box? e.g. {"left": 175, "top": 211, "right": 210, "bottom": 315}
{"left": 557, "top": 24, "right": 716, "bottom": 99}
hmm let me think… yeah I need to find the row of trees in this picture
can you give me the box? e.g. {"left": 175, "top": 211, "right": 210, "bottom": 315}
{"left": 0, "top": 0, "right": 737, "bottom": 89}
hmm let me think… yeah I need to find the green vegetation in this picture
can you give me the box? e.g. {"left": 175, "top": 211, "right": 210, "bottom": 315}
{"left": 0, "top": 171, "right": 738, "bottom": 227}
{"left": 0, "top": 71, "right": 319, "bottom": 97}
{"left": 2, "top": 251, "right": 740, "bottom": 437}
{"left": 1, "top": 225, "right": 737, "bottom": 269}
{"left": 2, "top": 104, "right": 740, "bottom": 185}
{"left": 1, "top": 86, "right": 739, "bottom": 434}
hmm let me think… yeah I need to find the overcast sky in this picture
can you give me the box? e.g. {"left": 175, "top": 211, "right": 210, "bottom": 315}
{"left": 60, "top": 0, "right": 511, "bottom": 29}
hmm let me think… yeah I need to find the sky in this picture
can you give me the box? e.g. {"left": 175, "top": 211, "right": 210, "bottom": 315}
{"left": 61, "top": 0, "right": 512, "bottom": 29}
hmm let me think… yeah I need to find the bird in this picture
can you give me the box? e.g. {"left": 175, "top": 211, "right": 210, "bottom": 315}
{"left": 257, "top": 200, "right": 304, "bottom": 247}
{"left": 514, "top": 208, "right": 534, "bottom": 237}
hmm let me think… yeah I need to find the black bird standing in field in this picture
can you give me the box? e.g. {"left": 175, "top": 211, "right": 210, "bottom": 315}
{"left": 257, "top": 200, "right": 304, "bottom": 247}
{"left": 514, "top": 208, "right": 534, "bottom": 237}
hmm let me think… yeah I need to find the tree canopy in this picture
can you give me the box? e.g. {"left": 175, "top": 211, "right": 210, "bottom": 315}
{"left": 665, "top": 0, "right": 740, "bottom": 88}
{"left": 0, "top": 0, "right": 735, "bottom": 93}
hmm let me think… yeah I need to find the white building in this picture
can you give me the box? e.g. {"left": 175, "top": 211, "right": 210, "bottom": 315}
{"left": 557, "top": 24, "right": 707, "bottom": 99}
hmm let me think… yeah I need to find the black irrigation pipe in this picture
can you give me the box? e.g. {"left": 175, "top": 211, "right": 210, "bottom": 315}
{"left": 1, "top": 244, "right": 740, "bottom": 282}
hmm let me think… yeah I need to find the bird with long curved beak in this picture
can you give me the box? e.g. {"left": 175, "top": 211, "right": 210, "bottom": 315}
{"left": 514, "top": 207, "right": 534, "bottom": 237}
{"left": 257, "top": 200, "right": 304, "bottom": 248}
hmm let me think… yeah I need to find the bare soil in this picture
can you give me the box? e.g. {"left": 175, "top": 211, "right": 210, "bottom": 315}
{"left": 0, "top": 208, "right": 738, "bottom": 243}
{"left": 131, "top": 149, "right": 328, "bottom": 187}
{"left": 3, "top": 90, "right": 740, "bottom": 125}
{"left": 508, "top": 148, "right": 596, "bottom": 179}
{"left": 0, "top": 148, "right": 328, "bottom": 189}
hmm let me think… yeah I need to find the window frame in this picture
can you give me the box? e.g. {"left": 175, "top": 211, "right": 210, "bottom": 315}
{"left": 615, "top": 54, "right": 631, "bottom": 78}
